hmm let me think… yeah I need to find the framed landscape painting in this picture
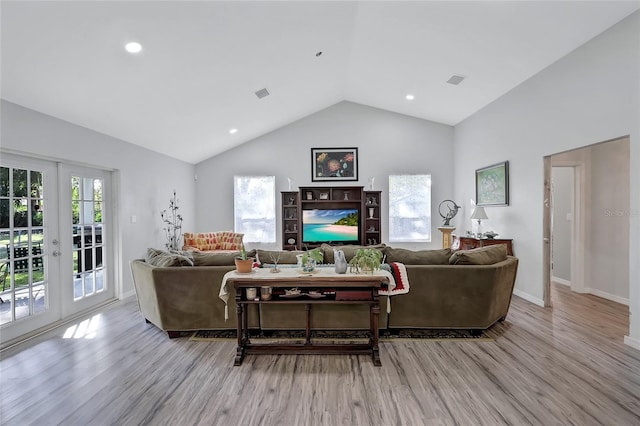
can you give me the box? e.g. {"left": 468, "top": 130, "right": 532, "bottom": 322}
{"left": 311, "top": 148, "right": 358, "bottom": 182}
{"left": 476, "top": 161, "right": 509, "bottom": 206}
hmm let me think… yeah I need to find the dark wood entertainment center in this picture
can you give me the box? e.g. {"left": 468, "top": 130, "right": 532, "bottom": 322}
{"left": 281, "top": 186, "right": 381, "bottom": 250}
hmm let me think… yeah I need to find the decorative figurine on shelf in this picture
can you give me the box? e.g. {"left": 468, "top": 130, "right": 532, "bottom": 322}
{"left": 438, "top": 199, "right": 461, "bottom": 226}
{"left": 483, "top": 231, "right": 498, "bottom": 239}
{"left": 343, "top": 191, "right": 350, "bottom": 200}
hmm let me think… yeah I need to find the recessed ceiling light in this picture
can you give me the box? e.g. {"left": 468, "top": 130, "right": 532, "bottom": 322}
{"left": 405, "top": 94, "right": 415, "bottom": 100}
{"left": 229, "top": 128, "right": 238, "bottom": 135}
{"left": 125, "top": 42, "right": 142, "bottom": 54}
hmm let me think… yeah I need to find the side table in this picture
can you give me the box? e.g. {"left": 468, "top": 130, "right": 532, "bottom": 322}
{"left": 455, "top": 236, "right": 514, "bottom": 256}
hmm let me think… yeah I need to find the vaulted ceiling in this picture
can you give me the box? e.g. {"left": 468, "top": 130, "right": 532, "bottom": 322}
{"left": 2, "top": 1, "right": 638, "bottom": 164}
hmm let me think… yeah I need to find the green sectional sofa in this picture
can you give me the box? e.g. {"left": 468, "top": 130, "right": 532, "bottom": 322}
{"left": 130, "top": 245, "right": 518, "bottom": 338}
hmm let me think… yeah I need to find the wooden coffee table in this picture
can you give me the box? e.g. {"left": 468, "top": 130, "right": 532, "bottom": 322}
{"left": 229, "top": 270, "right": 389, "bottom": 367}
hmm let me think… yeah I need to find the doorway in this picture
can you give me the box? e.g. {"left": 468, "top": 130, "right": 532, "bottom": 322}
{"left": 543, "top": 136, "right": 631, "bottom": 309}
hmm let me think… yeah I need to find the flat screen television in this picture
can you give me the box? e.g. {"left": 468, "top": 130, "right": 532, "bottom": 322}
{"left": 302, "top": 208, "right": 360, "bottom": 244}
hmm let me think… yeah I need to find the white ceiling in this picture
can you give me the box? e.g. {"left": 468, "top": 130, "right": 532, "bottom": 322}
{"left": 2, "top": 1, "right": 638, "bottom": 164}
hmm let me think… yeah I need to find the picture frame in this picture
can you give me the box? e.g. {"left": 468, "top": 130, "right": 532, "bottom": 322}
{"left": 475, "top": 161, "right": 509, "bottom": 206}
{"left": 319, "top": 192, "right": 329, "bottom": 200}
{"left": 311, "top": 148, "right": 358, "bottom": 182}
{"left": 306, "top": 191, "right": 313, "bottom": 200}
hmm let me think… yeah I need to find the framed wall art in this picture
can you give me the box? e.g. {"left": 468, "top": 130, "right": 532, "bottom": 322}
{"left": 475, "top": 161, "right": 509, "bottom": 206}
{"left": 311, "top": 148, "right": 358, "bottom": 182}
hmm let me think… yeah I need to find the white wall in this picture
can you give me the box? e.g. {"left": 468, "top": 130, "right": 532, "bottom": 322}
{"left": 0, "top": 100, "right": 196, "bottom": 297}
{"left": 551, "top": 167, "right": 572, "bottom": 282}
{"left": 590, "top": 139, "right": 630, "bottom": 302}
{"left": 453, "top": 12, "right": 639, "bottom": 345}
{"left": 195, "top": 101, "right": 454, "bottom": 249}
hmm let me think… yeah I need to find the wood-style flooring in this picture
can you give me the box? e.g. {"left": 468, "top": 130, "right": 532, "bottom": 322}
{"left": 1, "top": 283, "right": 639, "bottom": 425}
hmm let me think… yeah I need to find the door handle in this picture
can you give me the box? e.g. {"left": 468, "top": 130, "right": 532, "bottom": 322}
{"left": 52, "top": 250, "right": 62, "bottom": 257}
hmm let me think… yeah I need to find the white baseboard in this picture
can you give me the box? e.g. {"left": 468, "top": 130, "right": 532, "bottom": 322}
{"left": 513, "top": 289, "right": 544, "bottom": 307}
{"left": 624, "top": 335, "right": 640, "bottom": 351}
{"left": 552, "top": 276, "right": 571, "bottom": 286}
{"left": 585, "top": 288, "right": 629, "bottom": 306}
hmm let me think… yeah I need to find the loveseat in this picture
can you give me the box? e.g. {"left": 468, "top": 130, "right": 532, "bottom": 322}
{"left": 130, "top": 244, "right": 518, "bottom": 338}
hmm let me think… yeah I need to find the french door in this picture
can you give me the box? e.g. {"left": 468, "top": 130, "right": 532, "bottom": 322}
{"left": 0, "top": 154, "right": 114, "bottom": 344}
{"left": 58, "top": 164, "right": 114, "bottom": 317}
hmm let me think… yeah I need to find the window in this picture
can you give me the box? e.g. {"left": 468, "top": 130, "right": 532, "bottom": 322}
{"left": 234, "top": 176, "right": 276, "bottom": 243}
{"left": 389, "top": 174, "right": 431, "bottom": 242}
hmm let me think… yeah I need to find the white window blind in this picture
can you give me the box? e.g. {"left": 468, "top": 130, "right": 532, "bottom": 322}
{"left": 388, "top": 174, "right": 431, "bottom": 242}
{"left": 234, "top": 176, "right": 276, "bottom": 243}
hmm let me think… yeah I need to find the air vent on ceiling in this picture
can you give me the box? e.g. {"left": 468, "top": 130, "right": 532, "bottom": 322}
{"left": 255, "top": 88, "right": 270, "bottom": 99}
{"left": 446, "top": 74, "right": 465, "bottom": 85}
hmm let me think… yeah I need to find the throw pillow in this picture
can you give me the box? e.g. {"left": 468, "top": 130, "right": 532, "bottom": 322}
{"left": 183, "top": 232, "right": 219, "bottom": 251}
{"left": 145, "top": 248, "right": 194, "bottom": 267}
{"left": 449, "top": 244, "right": 508, "bottom": 265}
{"left": 216, "top": 231, "right": 244, "bottom": 250}
{"left": 384, "top": 247, "right": 452, "bottom": 265}
{"left": 256, "top": 249, "right": 304, "bottom": 265}
{"left": 192, "top": 249, "right": 256, "bottom": 266}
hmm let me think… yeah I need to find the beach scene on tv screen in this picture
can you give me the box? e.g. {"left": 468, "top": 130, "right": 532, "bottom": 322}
{"left": 303, "top": 209, "right": 359, "bottom": 241}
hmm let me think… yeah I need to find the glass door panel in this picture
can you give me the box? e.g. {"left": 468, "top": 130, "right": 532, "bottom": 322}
{"left": 60, "top": 165, "right": 112, "bottom": 317}
{"left": 0, "top": 157, "right": 58, "bottom": 339}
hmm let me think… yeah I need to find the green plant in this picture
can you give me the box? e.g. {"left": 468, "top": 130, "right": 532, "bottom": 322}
{"left": 301, "top": 247, "right": 323, "bottom": 265}
{"left": 348, "top": 248, "right": 383, "bottom": 274}
{"left": 238, "top": 243, "right": 248, "bottom": 260}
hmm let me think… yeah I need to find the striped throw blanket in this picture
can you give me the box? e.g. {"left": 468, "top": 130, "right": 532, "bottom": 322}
{"left": 380, "top": 262, "right": 410, "bottom": 296}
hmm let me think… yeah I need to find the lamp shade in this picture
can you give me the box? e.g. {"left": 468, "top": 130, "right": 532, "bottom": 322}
{"left": 470, "top": 206, "right": 488, "bottom": 220}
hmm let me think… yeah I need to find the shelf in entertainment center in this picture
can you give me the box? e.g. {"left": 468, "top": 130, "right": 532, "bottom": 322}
{"left": 282, "top": 186, "right": 381, "bottom": 249}
{"left": 301, "top": 200, "right": 360, "bottom": 204}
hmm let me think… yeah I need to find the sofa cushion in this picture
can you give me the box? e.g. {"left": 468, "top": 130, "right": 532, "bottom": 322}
{"left": 256, "top": 249, "right": 304, "bottom": 265}
{"left": 384, "top": 247, "right": 452, "bottom": 265}
{"left": 321, "top": 243, "right": 386, "bottom": 263}
{"left": 183, "top": 232, "right": 219, "bottom": 251}
{"left": 192, "top": 249, "right": 256, "bottom": 266}
{"left": 146, "top": 248, "right": 194, "bottom": 267}
{"left": 449, "top": 244, "right": 508, "bottom": 265}
{"left": 217, "top": 231, "right": 244, "bottom": 250}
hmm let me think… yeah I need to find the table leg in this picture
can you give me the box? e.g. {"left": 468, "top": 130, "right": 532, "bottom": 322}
{"left": 243, "top": 302, "right": 249, "bottom": 343}
{"left": 234, "top": 302, "right": 245, "bottom": 366}
{"left": 305, "top": 303, "right": 312, "bottom": 345}
{"left": 371, "top": 302, "right": 381, "bottom": 367}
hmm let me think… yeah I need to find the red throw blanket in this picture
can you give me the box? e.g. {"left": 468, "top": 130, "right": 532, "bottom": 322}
{"left": 379, "top": 262, "right": 410, "bottom": 296}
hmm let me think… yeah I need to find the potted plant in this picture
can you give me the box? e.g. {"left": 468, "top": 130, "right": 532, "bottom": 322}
{"left": 234, "top": 243, "right": 254, "bottom": 273}
{"left": 299, "top": 247, "right": 323, "bottom": 273}
{"left": 348, "top": 248, "right": 383, "bottom": 274}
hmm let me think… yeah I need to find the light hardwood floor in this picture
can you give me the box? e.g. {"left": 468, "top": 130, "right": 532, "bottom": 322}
{"left": 1, "top": 283, "right": 639, "bottom": 426}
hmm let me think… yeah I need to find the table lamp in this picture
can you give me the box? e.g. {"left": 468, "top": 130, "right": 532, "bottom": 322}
{"left": 470, "top": 206, "right": 488, "bottom": 238}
